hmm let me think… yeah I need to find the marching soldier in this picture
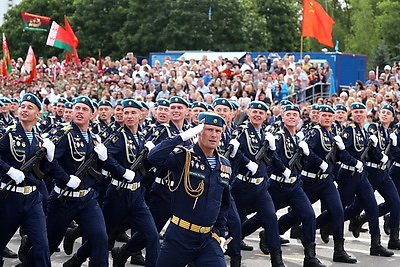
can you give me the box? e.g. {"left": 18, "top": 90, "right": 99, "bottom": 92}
{"left": 148, "top": 112, "right": 231, "bottom": 266}
{"left": 0, "top": 93, "right": 55, "bottom": 267}
{"left": 301, "top": 104, "right": 319, "bottom": 134}
{"left": 0, "top": 97, "right": 17, "bottom": 127}
{"left": 91, "top": 100, "right": 114, "bottom": 135}
{"left": 337, "top": 102, "right": 393, "bottom": 257}
{"left": 230, "top": 101, "right": 285, "bottom": 267}
{"left": 190, "top": 102, "right": 207, "bottom": 126}
{"left": 332, "top": 104, "right": 347, "bottom": 136}
{"left": 10, "top": 98, "right": 19, "bottom": 120}
{"left": 38, "top": 98, "right": 67, "bottom": 133}
{"left": 63, "top": 102, "right": 74, "bottom": 123}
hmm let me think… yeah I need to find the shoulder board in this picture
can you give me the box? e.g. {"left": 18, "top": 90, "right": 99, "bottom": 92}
{"left": 314, "top": 125, "right": 321, "bottom": 129}
{"left": 350, "top": 122, "right": 357, "bottom": 128}
{"left": 173, "top": 145, "right": 187, "bottom": 154}
{"left": 161, "top": 123, "right": 170, "bottom": 128}
{"left": 48, "top": 115, "right": 55, "bottom": 119}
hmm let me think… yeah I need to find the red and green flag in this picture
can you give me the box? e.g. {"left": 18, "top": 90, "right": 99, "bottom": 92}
{"left": 46, "top": 21, "right": 74, "bottom": 53}
{"left": 21, "top": 12, "right": 51, "bottom": 32}
{"left": 2, "top": 33, "right": 12, "bottom": 77}
{"left": 22, "top": 46, "right": 37, "bottom": 84}
{"left": 64, "top": 16, "right": 80, "bottom": 63}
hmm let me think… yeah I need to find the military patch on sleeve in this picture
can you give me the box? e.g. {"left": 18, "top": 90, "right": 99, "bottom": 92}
{"left": 342, "top": 132, "right": 349, "bottom": 139}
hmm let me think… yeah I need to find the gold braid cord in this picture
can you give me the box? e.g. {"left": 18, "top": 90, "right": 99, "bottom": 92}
{"left": 168, "top": 150, "right": 204, "bottom": 199}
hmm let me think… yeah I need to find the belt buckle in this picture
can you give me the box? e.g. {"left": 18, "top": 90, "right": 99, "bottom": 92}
{"left": 199, "top": 226, "right": 207, "bottom": 233}
{"left": 320, "top": 174, "right": 328, "bottom": 179}
{"left": 289, "top": 177, "right": 296, "bottom": 184}
{"left": 23, "top": 186, "right": 30, "bottom": 195}
{"left": 381, "top": 164, "right": 386, "bottom": 170}
{"left": 255, "top": 178, "right": 262, "bottom": 185}
{"left": 131, "top": 183, "right": 137, "bottom": 190}
{"left": 79, "top": 190, "right": 85, "bottom": 197}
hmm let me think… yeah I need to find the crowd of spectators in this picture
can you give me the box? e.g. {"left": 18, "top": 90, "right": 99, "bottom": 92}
{"left": 1, "top": 51, "right": 399, "bottom": 125}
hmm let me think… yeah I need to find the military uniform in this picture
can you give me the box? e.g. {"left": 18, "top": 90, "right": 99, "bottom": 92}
{"left": 148, "top": 119, "right": 231, "bottom": 266}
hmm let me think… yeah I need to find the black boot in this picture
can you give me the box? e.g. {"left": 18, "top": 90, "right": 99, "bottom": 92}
{"left": 388, "top": 228, "right": 400, "bottom": 250}
{"left": 15, "top": 262, "right": 34, "bottom": 267}
{"left": 18, "top": 235, "right": 31, "bottom": 262}
{"left": 303, "top": 242, "right": 326, "bottom": 267}
{"left": 280, "top": 236, "right": 289, "bottom": 245}
{"left": 0, "top": 258, "right": 3, "bottom": 267}
{"left": 370, "top": 234, "right": 394, "bottom": 256}
{"left": 290, "top": 224, "right": 303, "bottom": 240}
{"left": 115, "top": 230, "right": 130, "bottom": 243}
{"left": 1, "top": 247, "right": 17, "bottom": 258}
{"left": 383, "top": 214, "right": 391, "bottom": 235}
{"left": 130, "top": 250, "right": 145, "bottom": 265}
{"left": 350, "top": 214, "right": 367, "bottom": 238}
{"left": 63, "top": 227, "right": 82, "bottom": 255}
{"left": 112, "top": 244, "right": 130, "bottom": 267}
{"left": 63, "top": 254, "right": 85, "bottom": 267}
{"left": 240, "top": 240, "right": 253, "bottom": 251}
{"left": 319, "top": 224, "right": 331, "bottom": 244}
{"left": 333, "top": 238, "right": 357, "bottom": 263}
{"left": 230, "top": 255, "right": 241, "bottom": 267}
{"left": 259, "top": 230, "right": 269, "bottom": 254}
{"left": 270, "top": 249, "right": 285, "bottom": 267}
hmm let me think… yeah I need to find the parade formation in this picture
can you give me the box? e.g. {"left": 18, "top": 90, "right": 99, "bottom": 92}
{"left": 1, "top": 51, "right": 400, "bottom": 267}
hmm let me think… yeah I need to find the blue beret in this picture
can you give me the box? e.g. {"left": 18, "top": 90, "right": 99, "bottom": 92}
{"left": 311, "top": 104, "right": 319, "bottom": 111}
{"left": 170, "top": 96, "right": 189, "bottom": 107}
{"left": 213, "top": 98, "right": 232, "bottom": 110}
{"left": 98, "top": 100, "right": 112, "bottom": 107}
{"left": 350, "top": 102, "right": 366, "bottom": 110}
{"left": 53, "top": 101, "right": 58, "bottom": 106}
{"left": 198, "top": 112, "right": 226, "bottom": 127}
{"left": 10, "top": 98, "right": 19, "bottom": 103}
{"left": 0, "top": 97, "right": 11, "bottom": 104}
{"left": 74, "top": 96, "right": 95, "bottom": 112}
{"left": 21, "top": 93, "right": 41, "bottom": 110}
{"left": 92, "top": 100, "right": 99, "bottom": 109}
{"left": 282, "top": 104, "right": 301, "bottom": 113}
{"left": 57, "top": 98, "right": 68, "bottom": 104}
{"left": 319, "top": 105, "right": 335, "bottom": 114}
{"left": 207, "top": 104, "right": 214, "bottom": 111}
{"left": 122, "top": 99, "right": 142, "bottom": 110}
{"left": 382, "top": 104, "right": 395, "bottom": 115}
{"left": 192, "top": 102, "right": 207, "bottom": 110}
{"left": 0, "top": 100, "right": 3, "bottom": 107}
{"left": 156, "top": 99, "right": 170, "bottom": 107}
{"left": 230, "top": 101, "right": 240, "bottom": 110}
{"left": 335, "top": 104, "right": 347, "bottom": 112}
{"left": 248, "top": 101, "right": 269, "bottom": 111}
{"left": 140, "top": 101, "right": 149, "bottom": 110}
{"left": 65, "top": 102, "right": 73, "bottom": 109}
{"left": 279, "top": 100, "right": 291, "bottom": 106}
{"left": 116, "top": 99, "right": 124, "bottom": 106}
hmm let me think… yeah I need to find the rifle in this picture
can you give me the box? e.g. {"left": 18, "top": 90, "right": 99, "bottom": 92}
{"left": 0, "top": 125, "right": 16, "bottom": 143}
{"left": 1, "top": 125, "right": 72, "bottom": 193}
{"left": 242, "top": 138, "right": 272, "bottom": 181}
{"left": 351, "top": 139, "right": 373, "bottom": 176}
{"left": 379, "top": 124, "right": 399, "bottom": 169}
{"left": 223, "top": 126, "right": 246, "bottom": 158}
{"left": 315, "top": 141, "right": 337, "bottom": 179}
{"left": 116, "top": 127, "right": 167, "bottom": 192}
{"left": 287, "top": 131, "right": 311, "bottom": 171}
{"left": 57, "top": 125, "right": 124, "bottom": 199}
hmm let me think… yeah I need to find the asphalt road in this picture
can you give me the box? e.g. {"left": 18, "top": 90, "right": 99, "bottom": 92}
{"left": 3, "top": 193, "right": 400, "bottom": 267}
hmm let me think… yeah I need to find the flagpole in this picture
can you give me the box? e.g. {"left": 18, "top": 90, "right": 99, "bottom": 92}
{"left": 300, "top": 36, "right": 303, "bottom": 62}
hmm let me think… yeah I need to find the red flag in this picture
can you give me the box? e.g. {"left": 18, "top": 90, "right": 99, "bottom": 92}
{"left": 302, "top": 0, "right": 335, "bottom": 47}
{"left": 20, "top": 12, "right": 51, "bottom": 32}
{"left": 2, "top": 33, "right": 12, "bottom": 77}
{"left": 64, "top": 16, "right": 80, "bottom": 63}
{"left": 46, "top": 21, "right": 74, "bottom": 53}
{"left": 22, "top": 46, "right": 37, "bottom": 84}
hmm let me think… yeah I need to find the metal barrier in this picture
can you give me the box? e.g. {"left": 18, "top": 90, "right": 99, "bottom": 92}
{"left": 285, "top": 83, "right": 330, "bottom": 104}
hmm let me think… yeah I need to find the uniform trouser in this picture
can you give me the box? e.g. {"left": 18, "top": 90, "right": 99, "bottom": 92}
{"left": 279, "top": 176, "right": 344, "bottom": 240}
{"left": 78, "top": 185, "right": 160, "bottom": 266}
{"left": 0, "top": 191, "right": 50, "bottom": 267}
{"left": 378, "top": 166, "right": 400, "bottom": 228}
{"left": 42, "top": 190, "right": 108, "bottom": 266}
{"left": 156, "top": 224, "right": 226, "bottom": 267}
{"left": 225, "top": 194, "right": 241, "bottom": 257}
{"left": 336, "top": 169, "right": 380, "bottom": 235}
{"left": 231, "top": 179, "right": 281, "bottom": 252}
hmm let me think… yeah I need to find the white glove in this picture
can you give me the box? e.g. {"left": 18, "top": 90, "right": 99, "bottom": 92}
{"left": 219, "top": 237, "right": 227, "bottom": 253}
{"left": 265, "top": 132, "right": 276, "bottom": 151}
{"left": 369, "top": 135, "right": 378, "bottom": 147}
{"left": 66, "top": 175, "right": 81, "bottom": 189}
{"left": 355, "top": 160, "right": 363, "bottom": 171}
{"left": 123, "top": 169, "right": 135, "bottom": 182}
{"left": 246, "top": 161, "right": 258, "bottom": 175}
{"left": 42, "top": 138, "right": 55, "bottom": 162}
{"left": 283, "top": 168, "right": 291, "bottom": 179}
{"left": 94, "top": 143, "right": 108, "bottom": 161}
{"left": 180, "top": 124, "right": 204, "bottom": 141}
{"left": 7, "top": 167, "right": 24, "bottom": 185}
{"left": 296, "top": 131, "right": 305, "bottom": 140}
{"left": 334, "top": 135, "right": 345, "bottom": 150}
{"left": 298, "top": 141, "right": 310, "bottom": 156}
{"left": 319, "top": 161, "right": 328, "bottom": 172}
{"left": 390, "top": 132, "right": 397, "bottom": 147}
{"left": 381, "top": 153, "right": 389, "bottom": 164}
{"left": 144, "top": 141, "right": 155, "bottom": 152}
{"left": 228, "top": 139, "right": 240, "bottom": 158}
